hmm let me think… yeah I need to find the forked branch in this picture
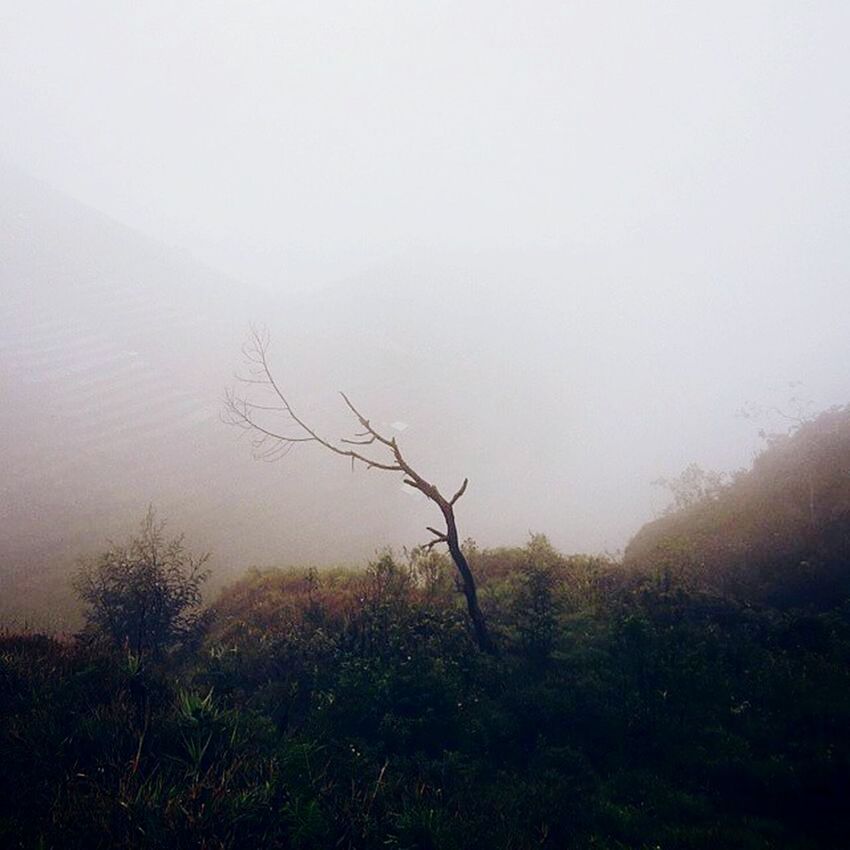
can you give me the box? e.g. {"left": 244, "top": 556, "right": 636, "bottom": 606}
{"left": 223, "top": 328, "right": 494, "bottom": 653}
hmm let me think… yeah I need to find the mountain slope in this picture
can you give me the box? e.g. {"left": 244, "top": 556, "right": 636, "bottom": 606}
{"left": 624, "top": 406, "right": 850, "bottom": 606}
{"left": 0, "top": 167, "right": 359, "bottom": 624}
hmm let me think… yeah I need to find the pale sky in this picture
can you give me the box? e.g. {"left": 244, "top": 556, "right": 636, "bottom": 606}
{"left": 3, "top": 1, "right": 848, "bottom": 289}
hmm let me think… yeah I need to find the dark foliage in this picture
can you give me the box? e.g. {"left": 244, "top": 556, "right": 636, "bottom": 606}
{"left": 3, "top": 413, "right": 850, "bottom": 847}
{"left": 3, "top": 538, "right": 850, "bottom": 849}
{"left": 626, "top": 405, "right": 850, "bottom": 607}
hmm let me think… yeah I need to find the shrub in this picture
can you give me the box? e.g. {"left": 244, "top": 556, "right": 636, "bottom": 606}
{"left": 73, "top": 507, "right": 210, "bottom": 659}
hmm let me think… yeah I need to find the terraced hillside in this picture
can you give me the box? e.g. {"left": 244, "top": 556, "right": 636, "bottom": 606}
{"left": 0, "top": 167, "right": 477, "bottom": 627}
{"left": 0, "top": 169, "right": 225, "bottom": 619}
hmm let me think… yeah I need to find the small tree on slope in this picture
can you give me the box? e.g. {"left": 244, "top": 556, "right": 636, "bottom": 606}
{"left": 73, "top": 507, "right": 210, "bottom": 659}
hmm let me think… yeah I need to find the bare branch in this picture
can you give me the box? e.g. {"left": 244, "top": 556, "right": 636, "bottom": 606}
{"left": 239, "top": 400, "right": 290, "bottom": 413}
{"left": 233, "top": 375, "right": 272, "bottom": 385}
{"left": 421, "top": 525, "right": 449, "bottom": 551}
{"left": 225, "top": 331, "right": 402, "bottom": 471}
{"left": 339, "top": 392, "right": 395, "bottom": 447}
{"left": 450, "top": 478, "right": 469, "bottom": 505}
{"left": 340, "top": 435, "right": 377, "bottom": 446}
{"left": 224, "top": 327, "right": 496, "bottom": 653}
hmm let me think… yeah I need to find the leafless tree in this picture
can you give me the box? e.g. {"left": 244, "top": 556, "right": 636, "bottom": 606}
{"left": 223, "top": 327, "right": 495, "bottom": 654}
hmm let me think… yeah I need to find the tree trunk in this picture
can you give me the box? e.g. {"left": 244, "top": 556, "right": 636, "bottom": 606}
{"left": 443, "top": 507, "right": 496, "bottom": 655}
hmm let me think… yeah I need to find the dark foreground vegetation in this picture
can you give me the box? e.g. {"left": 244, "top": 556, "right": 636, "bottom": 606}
{"left": 3, "top": 408, "right": 850, "bottom": 849}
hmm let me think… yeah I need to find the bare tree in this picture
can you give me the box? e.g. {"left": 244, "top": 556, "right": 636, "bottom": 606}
{"left": 223, "top": 327, "right": 495, "bottom": 654}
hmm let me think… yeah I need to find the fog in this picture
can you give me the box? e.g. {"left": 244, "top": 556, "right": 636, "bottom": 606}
{"left": 2, "top": 2, "right": 850, "bottom": 624}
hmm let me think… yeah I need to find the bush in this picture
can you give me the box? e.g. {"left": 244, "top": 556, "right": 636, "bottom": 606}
{"left": 73, "top": 508, "right": 210, "bottom": 659}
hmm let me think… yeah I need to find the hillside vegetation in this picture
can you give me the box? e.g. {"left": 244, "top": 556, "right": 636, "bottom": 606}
{"left": 626, "top": 405, "right": 850, "bottom": 607}
{"left": 2, "top": 408, "right": 850, "bottom": 848}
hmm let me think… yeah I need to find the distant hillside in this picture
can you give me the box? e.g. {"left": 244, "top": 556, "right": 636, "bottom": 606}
{"left": 0, "top": 165, "right": 256, "bottom": 622}
{"left": 624, "top": 405, "right": 850, "bottom": 607}
{"left": 3, "top": 168, "right": 595, "bottom": 625}
{"left": 0, "top": 166, "right": 385, "bottom": 625}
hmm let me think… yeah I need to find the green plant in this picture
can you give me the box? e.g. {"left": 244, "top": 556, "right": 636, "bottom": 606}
{"left": 73, "top": 507, "right": 210, "bottom": 659}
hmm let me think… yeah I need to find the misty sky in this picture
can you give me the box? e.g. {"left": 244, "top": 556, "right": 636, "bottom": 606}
{"left": 3, "top": 2, "right": 849, "bottom": 288}
{"left": 2, "top": 2, "right": 850, "bottom": 579}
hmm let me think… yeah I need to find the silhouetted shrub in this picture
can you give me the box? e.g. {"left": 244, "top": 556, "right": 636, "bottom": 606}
{"left": 73, "top": 507, "right": 211, "bottom": 659}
